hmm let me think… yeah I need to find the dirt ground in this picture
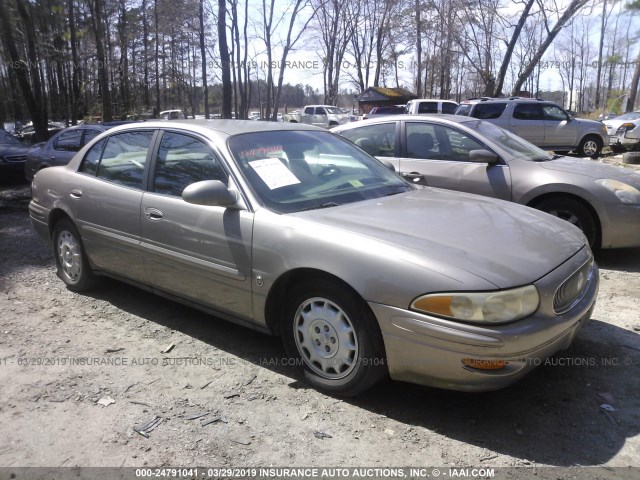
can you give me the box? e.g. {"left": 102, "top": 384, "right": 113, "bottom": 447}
{"left": 0, "top": 156, "right": 639, "bottom": 476}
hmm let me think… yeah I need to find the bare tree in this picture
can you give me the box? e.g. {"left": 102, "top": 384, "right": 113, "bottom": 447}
{"left": 511, "top": 0, "right": 589, "bottom": 95}
{"left": 219, "top": 0, "right": 232, "bottom": 118}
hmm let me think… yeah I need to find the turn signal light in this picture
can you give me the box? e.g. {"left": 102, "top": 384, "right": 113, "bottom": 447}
{"left": 462, "top": 358, "right": 507, "bottom": 370}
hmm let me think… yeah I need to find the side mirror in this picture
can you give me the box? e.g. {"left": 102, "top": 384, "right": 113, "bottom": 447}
{"left": 182, "top": 180, "right": 237, "bottom": 207}
{"left": 469, "top": 149, "right": 499, "bottom": 165}
{"left": 379, "top": 159, "right": 396, "bottom": 172}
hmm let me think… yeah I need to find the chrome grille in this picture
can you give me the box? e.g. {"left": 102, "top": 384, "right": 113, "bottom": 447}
{"left": 553, "top": 259, "right": 594, "bottom": 314}
{"left": 4, "top": 155, "right": 27, "bottom": 163}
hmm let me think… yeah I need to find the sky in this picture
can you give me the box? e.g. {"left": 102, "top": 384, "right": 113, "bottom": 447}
{"left": 231, "top": 0, "right": 639, "bottom": 97}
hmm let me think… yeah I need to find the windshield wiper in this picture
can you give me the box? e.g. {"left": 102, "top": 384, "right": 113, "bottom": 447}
{"left": 389, "top": 189, "right": 410, "bottom": 196}
{"left": 298, "top": 202, "right": 340, "bottom": 212}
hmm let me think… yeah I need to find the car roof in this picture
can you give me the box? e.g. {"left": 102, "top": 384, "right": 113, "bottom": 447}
{"left": 332, "top": 114, "right": 479, "bottom": 131}
{"left": 409, "top": 98, "right": 458, "bottom": 103}
{"left": 106, "top": 119, "right": 323, "bottom": 137}
{"left": 460, "top": 97, "right": 554, "bottom": 104}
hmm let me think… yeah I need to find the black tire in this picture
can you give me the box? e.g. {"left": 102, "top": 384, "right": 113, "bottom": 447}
{"left": 534, "top": 197, "right": 598, "bottom": 249}
{"left": 52, "top": 219, "right": 98, "bottom": 291}
{"left": 577, "top": 135, "right": 603, "bottom": 158}
{"left": 623, "top": 151, "right": 640, "bottom": 164}
{"left": 282, "top": 279, "right": 387, "bottom": 397}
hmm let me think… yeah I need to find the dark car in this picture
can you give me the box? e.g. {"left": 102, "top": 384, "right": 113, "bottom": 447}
{"left": 25, "top": 125, "right": 109, "bottom": 181}
{"left": 0, "top": 129, "right": 31, "bottom": 179}
{"left": 13, "top": 121, "right": 66, "bottom": 145}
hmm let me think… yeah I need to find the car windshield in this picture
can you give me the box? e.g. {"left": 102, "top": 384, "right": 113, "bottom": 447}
{"left": 614, "top": 112, "right": 640, "bottom": 121}
{"left": 228, "top": 130, "right": 413, "bottom": 213}
{"left": 468, "top": 120, "right": 554, "bottom": 161}
{"left": 0, "top": 129, "right": 21, "bottom": 145}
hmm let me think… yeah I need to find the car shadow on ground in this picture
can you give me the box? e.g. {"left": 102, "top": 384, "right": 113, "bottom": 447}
{"left": 83, "top": 278, "right": 640, "bottom": 467}
{"left": 596, "top": 247, "right": 640, "bottom": 273}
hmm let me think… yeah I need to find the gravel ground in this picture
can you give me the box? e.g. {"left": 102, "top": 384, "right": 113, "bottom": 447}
{"left": 0, "top": 157, "right": 639, "bottom": 477}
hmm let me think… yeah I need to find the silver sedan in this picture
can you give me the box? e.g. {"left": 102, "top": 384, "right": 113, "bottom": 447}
{"left": 30, "top": 120, "right": 598, "bottom": 395}
{"left": 333, "top": 115, "right": 640, "bottom": 249}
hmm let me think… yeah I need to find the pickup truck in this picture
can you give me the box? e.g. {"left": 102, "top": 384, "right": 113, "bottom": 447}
{"left": 283, "top": 105, "right": 352, "bottom": 127}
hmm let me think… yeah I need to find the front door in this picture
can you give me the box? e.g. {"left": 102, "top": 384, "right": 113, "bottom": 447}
{"left": 542, "top": 104, "right": 578, "bottom": 149}
{"left": 399, "top": 121, "right": 512, "bottom": 200}
{"left": 140, "top": 131, "right": 254, "bottom": 318}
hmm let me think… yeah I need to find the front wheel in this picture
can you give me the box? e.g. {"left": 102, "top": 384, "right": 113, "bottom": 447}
{"left": 282, "top": 279, "right": 387, "bottom": 396}
{"left": 577, "top": 135, "right": 603, "bottom": 158}
{"left": 53, "top": 219, "right": 98, "bottom": 291}
{"left": 534, "top": 197, "right": 598, "bottom": 249}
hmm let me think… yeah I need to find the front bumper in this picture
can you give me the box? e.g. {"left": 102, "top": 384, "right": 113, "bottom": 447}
{"left": 609, "top": 129, "right": 640, "bottom": 149}
{"left": 370, "top": 248, "right": 599, "bottom": 392}
{"left": 599, "top": 202, "right": 640, "bottom": 249}
{"left": 0, "top": 160, "right": 26, "bottom": 176}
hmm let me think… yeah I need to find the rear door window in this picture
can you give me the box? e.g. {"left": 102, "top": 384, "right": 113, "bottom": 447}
{"left": 96, "top": 131, "right": 154, "bottom": 189}
{"left": 513, "top": 104, "right": 544, "bottom": 120}
{"left": 338, "top": 122, "right": 397, "bottom": 157}
{"left": 471, "top": 103, "right": 507, "bottom": 120}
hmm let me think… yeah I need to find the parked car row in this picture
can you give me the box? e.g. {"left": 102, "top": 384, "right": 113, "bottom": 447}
{"left": 28, "top": 117, "right": 638, "bottom": 397}
{"left": 332, "top": 115, "right": 640, "bottom": 250}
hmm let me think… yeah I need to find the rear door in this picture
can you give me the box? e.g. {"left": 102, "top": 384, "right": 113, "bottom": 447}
{"left": 398, "top": 121, "right": 511, "bottom": 200}
{"left": 140, "top": 130, "right": 254, "bottom": 317}
{"left": 510, "top": 103, "right": 545, "bottom": 146}
{"left": 72, "top": 130, "right": 156, "bottom": 282}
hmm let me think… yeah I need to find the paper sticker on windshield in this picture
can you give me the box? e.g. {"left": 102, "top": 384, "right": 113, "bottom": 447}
{"left": 249, "top": 158, "right": 300, "bottom": 190}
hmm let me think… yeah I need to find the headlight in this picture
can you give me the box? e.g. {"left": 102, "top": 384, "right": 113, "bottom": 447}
{"left": 411, "top": 285, "right": 539, "bottom": 324}
{"left": 595, "top": 179, "right": 640, "bottom": 204}
{"left": 617, "top": 122, "right": 637, "bottom": 134}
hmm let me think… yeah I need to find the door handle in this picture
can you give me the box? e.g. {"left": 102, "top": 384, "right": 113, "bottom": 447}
{"left": 144, "top": 207, "right": 163, "bottom": 220}
{"left": 403, "top": 172, "right": 425, "bottom": 182}
{"left": 69, "top": 189, "right": 82, "bottom": 199}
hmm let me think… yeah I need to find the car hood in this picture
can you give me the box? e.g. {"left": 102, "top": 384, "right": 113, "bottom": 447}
{"left": 602, "top": 118, "right": 634, "bottom": 130}
{"left": 538, "top": 156, "right": 640, "bottom": 186}
{"left": 574, "top": 118, "right": 604, "bottom": 128}
{"left": 294, "top": 188, "right": 586, "bottom": 289}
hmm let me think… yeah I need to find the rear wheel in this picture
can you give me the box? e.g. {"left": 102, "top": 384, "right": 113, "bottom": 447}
{"left": 534, "top": 197, "right": 598, "bottom": 249}
{"left": 577, "top": 135, "right": 603, "bottom": 158}
{"left": 53, "top": 219, "right": 98, "bottom": 291}
{"left": 282, "top": 279, "right": 387, "bottom": 396}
